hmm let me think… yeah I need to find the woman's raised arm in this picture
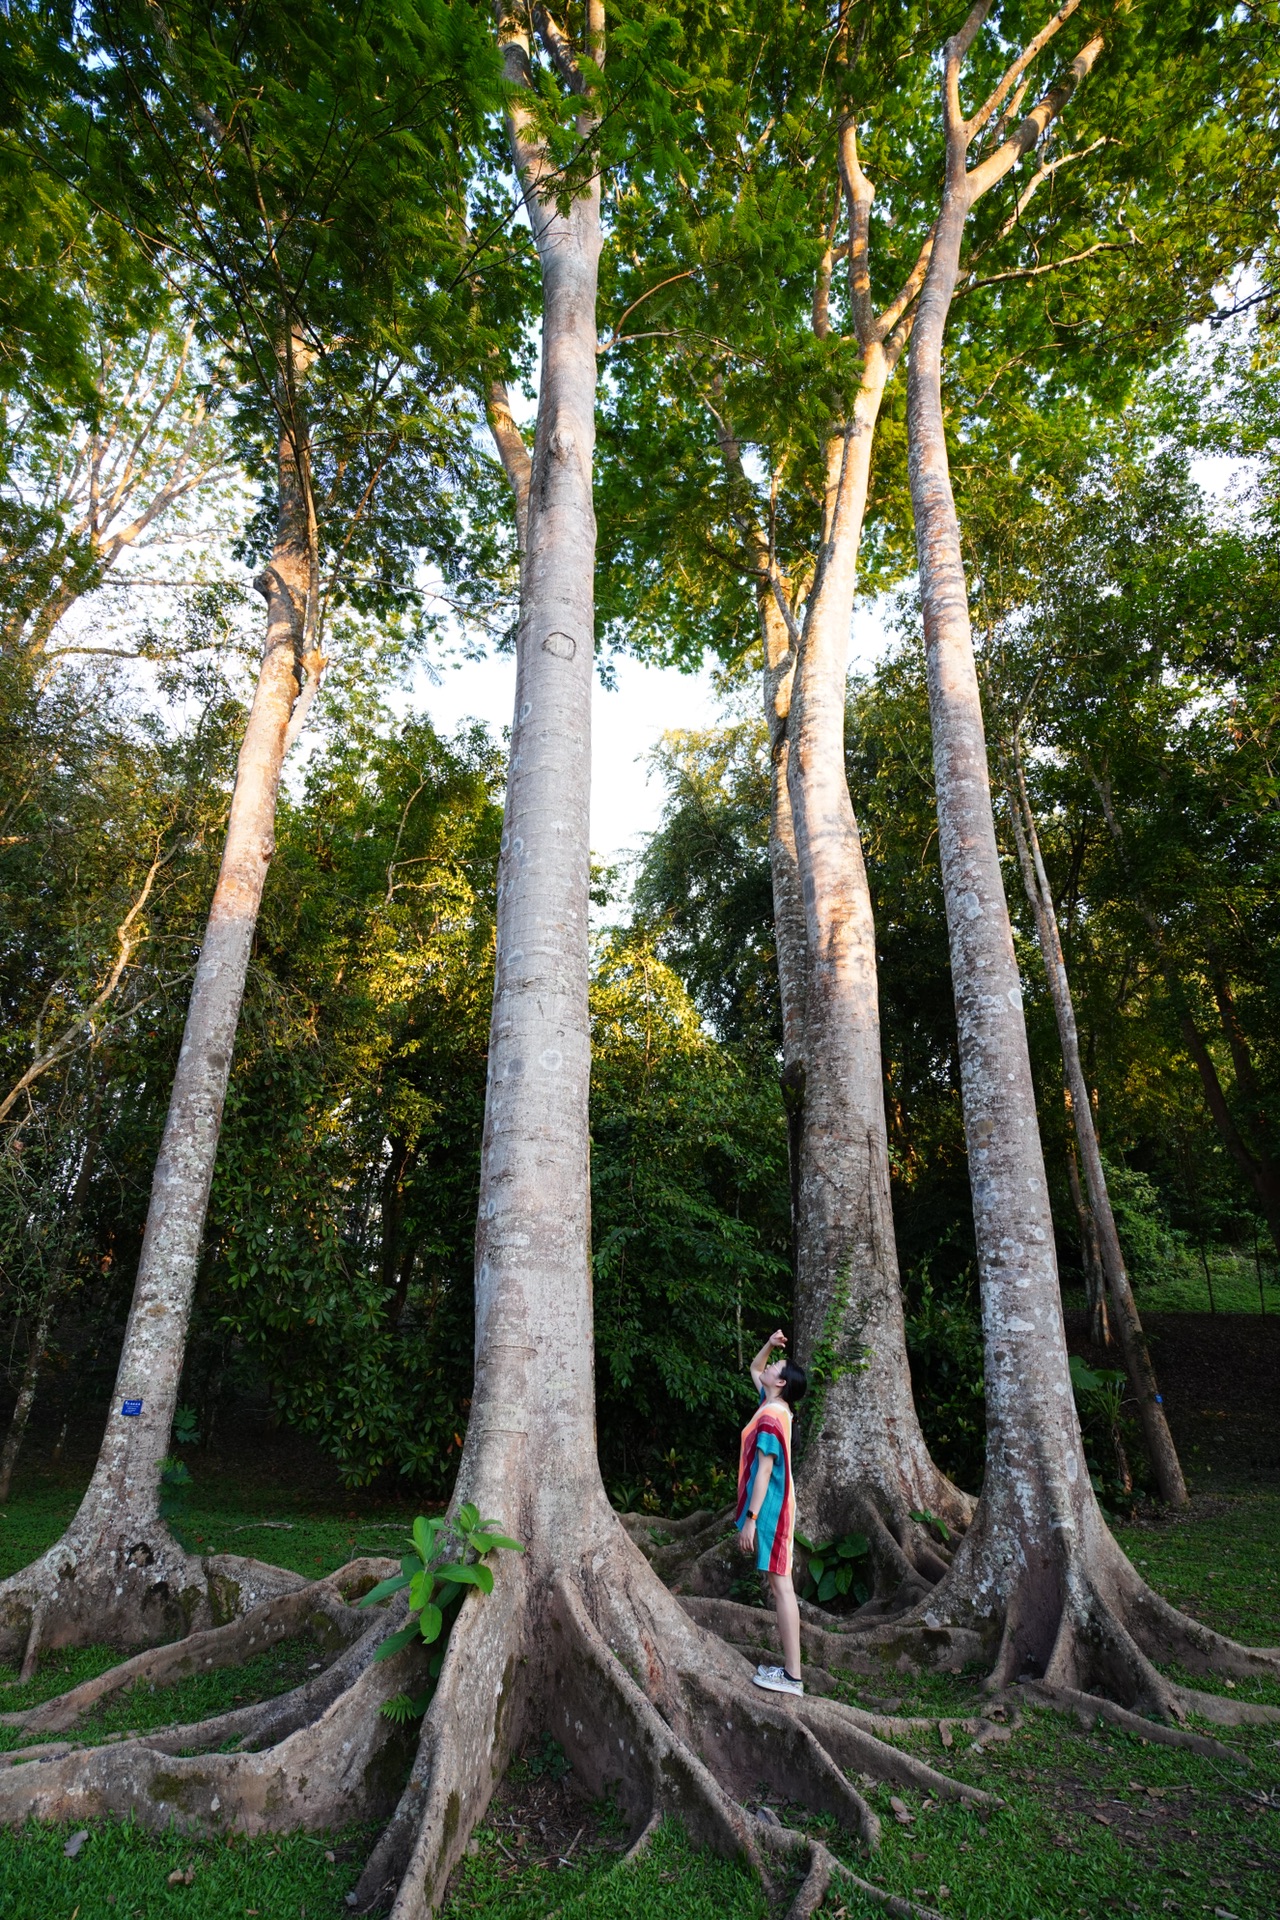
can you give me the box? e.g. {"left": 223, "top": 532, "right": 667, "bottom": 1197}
{"left": 749, "top": 1328, "right": 787, "bottom": 1393}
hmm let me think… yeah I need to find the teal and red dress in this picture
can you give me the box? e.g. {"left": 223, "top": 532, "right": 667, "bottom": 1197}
{"left": 734, "top": 1396, "right": 795, "bottom": 1575}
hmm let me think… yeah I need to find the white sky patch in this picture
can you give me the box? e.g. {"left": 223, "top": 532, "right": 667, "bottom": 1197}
{"left": 415, "top": 648, "right": 723, "bottom": 872}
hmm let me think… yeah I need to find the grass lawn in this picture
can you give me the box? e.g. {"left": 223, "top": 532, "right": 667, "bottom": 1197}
{"left": 0, "top": 1477, "right": 1276, "bottom": 1916}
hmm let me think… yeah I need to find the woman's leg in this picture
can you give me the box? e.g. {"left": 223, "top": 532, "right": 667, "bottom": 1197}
{"left": 769, "top": 1571, "right": 802, "bottom": 1678}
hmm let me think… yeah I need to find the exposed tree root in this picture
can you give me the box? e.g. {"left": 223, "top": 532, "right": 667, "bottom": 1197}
{"left": 0, "top": 1513, "right": 313, "bottom": 1670}
{"left": 762, "top": 1826, "right": 948, "bottom": 1920}
{"left": 620, "top": 1486, "right": 965, "bottom": 1609}
{"left": 679, "top": 1593, "right": 984, "bottom": 1679}
{"left": 1021, "top": 1683, "right": 1246, "bottom": 1762}
{"left": 0, "top": 1506, "right": 1003, "bottom": 1916}
{"left": 705, "top": 1504, "right": 1280, "bottom": 1745}
{"left": 0, "top": 1558, "right": 391, "bottom": 1736}
{"left": 0, "top": 1590, "right": 419, "bottom": 1831}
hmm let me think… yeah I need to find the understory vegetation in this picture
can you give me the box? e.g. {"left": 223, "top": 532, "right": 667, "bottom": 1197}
{"left": 1, "top": 1469, "right": 1276, "bottom": 1918}
{"left": 2, "top": 1, "right": 1279, "bottom": 1915}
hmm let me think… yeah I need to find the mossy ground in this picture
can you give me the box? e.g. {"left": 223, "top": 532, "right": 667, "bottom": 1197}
{"left": 0, "top": 1451, "right": 1276, "bottom": 1915}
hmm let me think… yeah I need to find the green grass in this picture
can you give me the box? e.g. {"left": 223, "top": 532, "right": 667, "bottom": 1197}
{"left": 0, "top": 1476, "right": 1276, "bottom": 1915}
{"left": 1064, "top": 1247, "right": 1280, "bottom": 1317}
{"left": 0, "top": 1478, "right": 419, "bottom": 1588}
{"left": 0, "top": 1817, "right": 372, "bottom": 1920}
{"left": 0, "top": 1635, "right": 322, "bottom": 1752}
{"left": 441, "top": 1819, "right": 768, "bottom": 1919}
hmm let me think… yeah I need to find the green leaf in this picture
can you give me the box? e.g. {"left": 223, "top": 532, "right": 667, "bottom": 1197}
{"left": 380, "top": 1688, "right": 434, "bottom": 1724}
{"left": 413, "top": 1516, "right": 442, "bottom": 1564}
{"left": 356, "top": 1572, "right": 412, "bottom": 1608}
{"left": 408, "top": 1568, "right": 436, "bottom": 1612}
{"left": 456, "top": 1502, "right": 480, "bottom": 1534}
{"left": 834, "top": 1565, "right": 852, "bottom": 1595}
{"left": 435, "top": 1561, "right": 494, "bottom": 1594}
{"left": 434, "top": 1582, "right": 461, "bottom": 1613}
{"left": 401, "top": 1553, "right": 424, "bottom": 1580}
{"left": 836, "top": 1534, "right": 869, "bottom": 1559}
{"left": 379, "top": 1692, "right": 420, "bottom": 1724}
{"left": 794, "top": 1532, "right": 816, "bottom": 1555}
{"left": 467, "top": 1532, "right": 524, "bottom": 1555}
{"left": 808, "top": 1556, "right": 825, "bottom": 1582}
{"left": 816, "top": 1570, "right": 838, "bottom": 1604}
{"left": 418, "top": 1602, "right": 444, "bottom": 1644}
{"left": 373, "top": 1623, "right": 422, "bottom": 1664}
{"left": 1069, "top": 1355, "right": 1104, "bottom": 1395}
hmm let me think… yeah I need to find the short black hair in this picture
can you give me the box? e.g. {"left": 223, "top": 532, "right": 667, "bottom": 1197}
{"left": 779, "top": 1357, "right": 808, "bottom": 1409}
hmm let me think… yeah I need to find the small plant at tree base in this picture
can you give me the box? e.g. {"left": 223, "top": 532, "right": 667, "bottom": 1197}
{"left": 359, "top": 1504, "right": 523, "bottom": 1722}
{"left": 910, "top": 1507, "right": 951, "bottom": 1545}
{"left": 795, "top": 1530, "right": 872, "bottom": 1607}
{"left": 517, "top": 1733, "right": 571, "bottom": 1781}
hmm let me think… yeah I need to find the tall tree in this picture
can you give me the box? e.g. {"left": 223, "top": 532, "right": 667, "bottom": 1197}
{"left": 855, "top": 0, "right": 1279, "bottom": 1712}
{"left": 0, "top": 0, "right": 500, "bottom": 1661}
{"left": 597, "top": 0, "right": 1270, "bottom": 1580}
{"left": 0, "top": 12, "right": 1004, "bottom": 1908}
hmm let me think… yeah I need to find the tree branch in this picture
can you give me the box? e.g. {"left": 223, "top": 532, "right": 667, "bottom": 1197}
{"left": 485, "top": 376, "right": 532, "bottom": 550}
{"left": 0, "top": 849, "right": 170, "bottom": 1127}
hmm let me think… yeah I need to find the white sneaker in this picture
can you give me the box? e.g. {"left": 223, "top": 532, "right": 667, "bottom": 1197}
{"left": 752, "top": 1665, "right": 803, "bottom": 1696}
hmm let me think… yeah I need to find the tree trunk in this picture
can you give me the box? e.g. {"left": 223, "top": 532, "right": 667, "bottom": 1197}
{"left": 785, "top": 362, "right": 971, "bottom": 1583}
{"left": 1064, "top": 1138, "right": 1109, "bottom": 1347}
{"left": 0, "top": 369, "right": 319, "bottom": 1660}
{"left": 762, "top": 590, "right": 809, "bottom": 1264}
{"left": 707, "top": 356, "right": 968, "bottom": 1602}
{"left": 1005, "top": 751, "right": 1187, "bottom": 1506}
{"left": 0, "top": 18, "right": 1274, "bottom": 1892}
{"left": 0, "top": 1293, "right": 56, "bottom": 1508}
{"left": 860, "top": 16, "right": 1260, "bottom": 1704}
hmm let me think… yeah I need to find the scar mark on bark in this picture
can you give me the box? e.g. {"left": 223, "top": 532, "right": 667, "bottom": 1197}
{"left": 542, "top": 632, "right": 576, "bottom": 659}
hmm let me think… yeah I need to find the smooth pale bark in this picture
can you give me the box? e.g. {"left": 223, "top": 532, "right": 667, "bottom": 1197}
{"left": 785, "top": 356, "right": 970, "bottom": 1568}
{"left": 466, "top": 21, "right": 604, "bottom": 1526}
{"left": 901, "top": 12, "right": 1162, "bottom": 1681}
{"left": 762, "top": 593, "right": 808, "bottom": 1238}
{"left": 0, "top": 381, "right": 319, "bottom": 1659}
{"left": 710, "top": 329, "right": 966, "bottom": 1591}
{"left": 1005, "top": 753, "right": 1187, "bottom": 1506}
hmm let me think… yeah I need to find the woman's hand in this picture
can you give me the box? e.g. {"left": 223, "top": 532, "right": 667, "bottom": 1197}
{"left": 750, "top": 1328, "right": 787, "bottom": 1387}
{"left": 739, "top": 1517, "right": 757, "bottom": 1556}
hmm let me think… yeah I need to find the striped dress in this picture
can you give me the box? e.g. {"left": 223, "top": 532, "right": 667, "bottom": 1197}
{"left": 734, "top": 1397, "right": 795, "bottom": 1576}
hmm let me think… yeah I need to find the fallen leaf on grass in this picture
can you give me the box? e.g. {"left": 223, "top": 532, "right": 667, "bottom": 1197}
{"left": 1092, "top": 1814, "right": 1111, "bottom": 1827}
{"left": 938, "top": 1723, "right": 954, "bottom": 1749}
{"left": 324, "top": 1849, "right": 336, "bottom": 1863}
{"left": 63, "top": 1829, "right": 90, "bottom": 1858}
{"left": 889, "top": 1795, "right": 913, "bottom": 1826}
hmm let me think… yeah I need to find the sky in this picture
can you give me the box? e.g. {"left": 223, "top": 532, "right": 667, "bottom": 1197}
{"left": 414, "top": 595, "right": 901, "bottom": 875}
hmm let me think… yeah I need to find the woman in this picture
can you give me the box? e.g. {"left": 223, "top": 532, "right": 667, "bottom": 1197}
{"left": 736, "top": 1327, "right": 807, "bottom": 1695}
